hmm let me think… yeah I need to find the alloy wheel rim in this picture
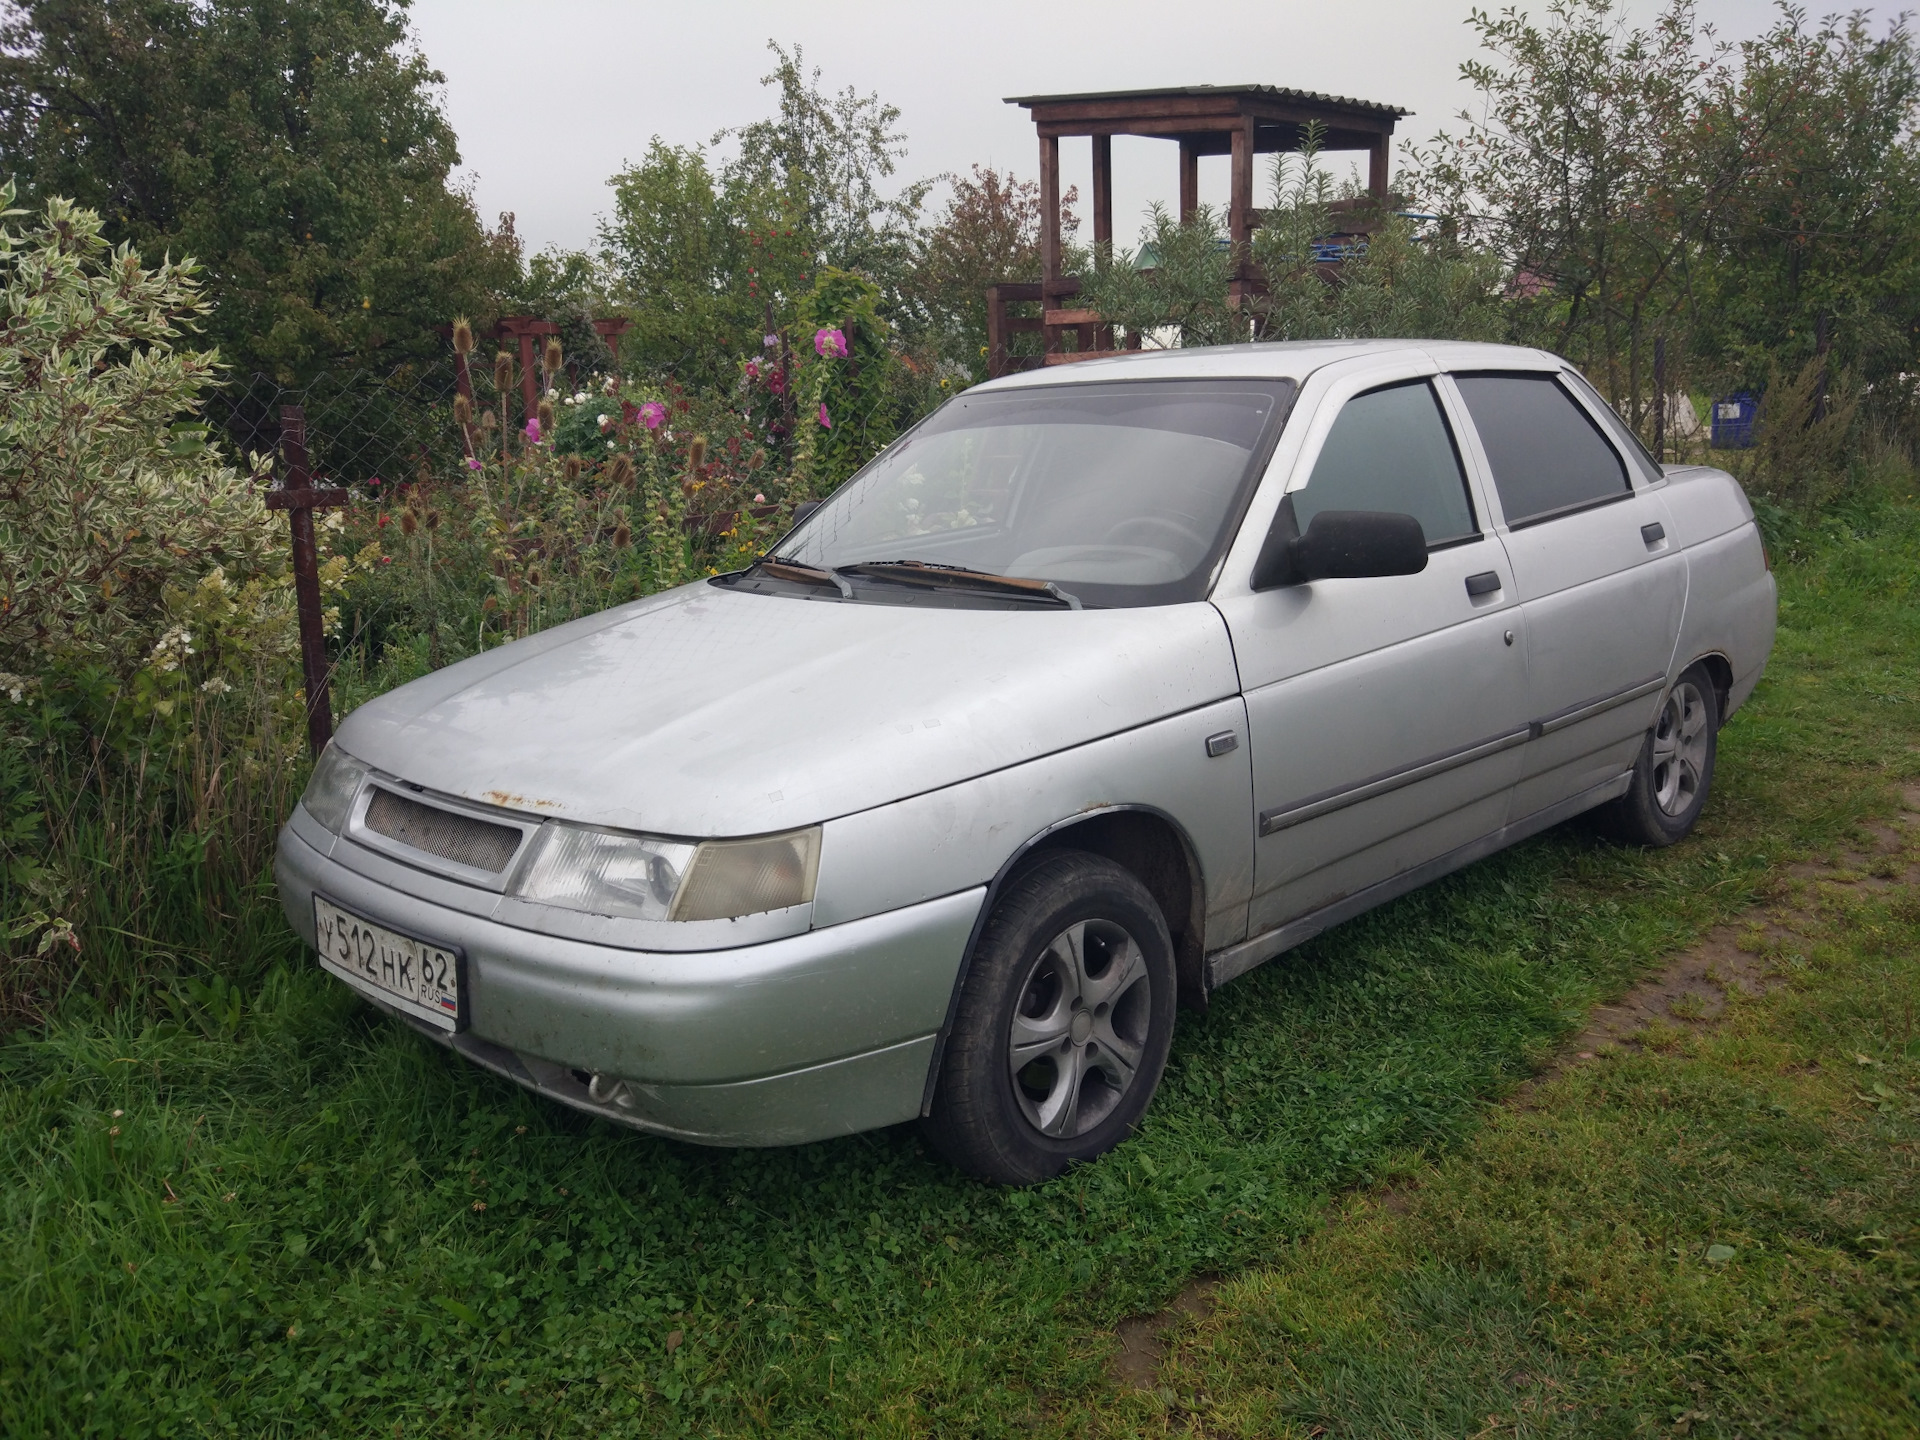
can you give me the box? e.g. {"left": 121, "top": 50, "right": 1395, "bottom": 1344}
{"left": 1651, "top": 680, "right": 1710, "bottom": 816}
{"left": 1007, "top": 919, "right": 1152, "bottom": 1140}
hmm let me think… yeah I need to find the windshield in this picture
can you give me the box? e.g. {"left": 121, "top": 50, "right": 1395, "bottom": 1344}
{"left": 771, "top": 378, "right": 1296, "bottom": 607}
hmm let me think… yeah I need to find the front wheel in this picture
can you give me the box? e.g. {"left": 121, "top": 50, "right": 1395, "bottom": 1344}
{"left": 921, "top": 850, "right": 1176, "bottom": 1186}
{"left": 1595, "top": 663, "right": 1719, "bottom": 846}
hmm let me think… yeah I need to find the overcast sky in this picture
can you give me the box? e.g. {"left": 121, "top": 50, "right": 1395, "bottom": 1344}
{"left": 407, "top": 0, "right": 1841, "bottom": 259}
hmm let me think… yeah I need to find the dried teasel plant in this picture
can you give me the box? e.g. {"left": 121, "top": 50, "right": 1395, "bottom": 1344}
{"left": 425, "top": 510, "right": 440, "bottom": 531}
{"left": 747, "top": 448, "right": 766, "bottom": 470}
{"left": 612, "top": 521, "right": 632, "bottom": 548}
{"left": 479, "top": 409, "right": 498, "bottom": 432}
{"left": 686, "top": 435, "right": 707, "bottom": 471}
{"left": 453, "top": 393, "right": 471, "bottom": 426}
{"left": 493, "top": 351, "right": 513, "bottom": 394}
{"left": 544, "top": 337, "right": 563, "bottom": 373}
{"left": 451, "top": 317, "right": 475, "bottom": 355}
{"left": 400, "top": 509, "right": 419, "bottom": 537}
{"left": 537, "top": 398, "right": 555, "bottom": 431}
{"left": 563, "top": 455, "right": 582, "bottom": 483}
{"left": 607, "top": 455, "right": 633, "bottom": 487}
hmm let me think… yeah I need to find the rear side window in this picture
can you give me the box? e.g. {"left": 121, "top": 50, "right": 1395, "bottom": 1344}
{"left": 1453, "top": 373, "right": 1630, "bottom": 527}
{"left": 1294, "top": 380, "right": 1477, "bottom": 547}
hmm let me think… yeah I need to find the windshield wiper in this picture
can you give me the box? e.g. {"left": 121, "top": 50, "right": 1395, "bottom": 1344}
{"left": 835, "top": 560, "right": 1082, "bottom": 610}
{"left": 752, "top": 557, "right": 855, "bottom": 599}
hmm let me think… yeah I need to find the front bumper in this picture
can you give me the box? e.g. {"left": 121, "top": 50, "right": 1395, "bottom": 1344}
{"left": 275, "top": 823, "right": 982, "bottom": 1146}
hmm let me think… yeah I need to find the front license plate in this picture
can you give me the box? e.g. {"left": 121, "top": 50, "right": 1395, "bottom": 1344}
{"left": 314, "top": 895, "right": 463, "bottom": 1031}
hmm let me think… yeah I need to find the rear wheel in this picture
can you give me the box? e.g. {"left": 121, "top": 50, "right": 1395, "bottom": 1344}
{"left": 921, "top": 850, "right": 1176, "bottom": 1185}
{"left": 1595, "top": 663, "right": 1719, "bottom": 846}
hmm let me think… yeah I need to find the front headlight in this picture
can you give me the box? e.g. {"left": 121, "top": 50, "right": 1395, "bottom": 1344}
{"left": 510, "top": 823, "right": 821, "bottom": 923}
{"left": 514, "top": 826, "right": 697, "bottom": 922}
{"left": 300, "top": 743, "right": 369, "bottom": 834}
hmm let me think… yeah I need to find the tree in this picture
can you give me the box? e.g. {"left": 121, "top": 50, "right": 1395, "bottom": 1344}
{"left": 914, "top": 165, "right": 1075, "bottom": 381}
{"left": 0, "top": 0, "right": 516, "bottom": 383}
{"left": 718, "top": 42, "right": 930, "bottom": 293}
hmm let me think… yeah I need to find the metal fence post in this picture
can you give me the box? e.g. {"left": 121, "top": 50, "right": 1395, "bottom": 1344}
{"left": 265, "top": 405, "right": 350, "bottom": 757}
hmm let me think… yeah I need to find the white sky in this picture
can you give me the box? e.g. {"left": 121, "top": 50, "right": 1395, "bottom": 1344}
{"left": 407, "top": 0, "right": 1840, "bottom": 259}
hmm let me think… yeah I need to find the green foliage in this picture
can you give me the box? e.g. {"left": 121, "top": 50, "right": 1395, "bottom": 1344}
{"left": 1411, "top": 0, "right": 1920, "bottom": 445}
{"left": 789, "top": 267, "right": 927, "bottom": 492}
{"left": 1073, "top": 203, "right": 1246, "bottom": 350}
{"left": 0, "top": 0, "right": 518, "bottom": 384}
{"left": 0, "top": 185, "right": 285, "bottom": 687}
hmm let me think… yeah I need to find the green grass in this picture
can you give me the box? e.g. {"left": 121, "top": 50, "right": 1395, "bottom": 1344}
{"left": 1, "top": 500, "right": 1916, "bottom": 1438}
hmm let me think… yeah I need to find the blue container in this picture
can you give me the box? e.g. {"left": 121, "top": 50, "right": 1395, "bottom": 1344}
{"left": 1710, "top": 392, "right": 1759, "bottom": 449}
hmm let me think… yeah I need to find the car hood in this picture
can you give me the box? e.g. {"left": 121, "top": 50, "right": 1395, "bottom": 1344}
{"left": 335, "top": 583, "right": 1241, "bottom": 836}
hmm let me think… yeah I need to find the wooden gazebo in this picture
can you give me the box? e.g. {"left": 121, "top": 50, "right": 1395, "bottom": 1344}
{"left": 986, "top": 83, "right": 1410, "bottom": 376}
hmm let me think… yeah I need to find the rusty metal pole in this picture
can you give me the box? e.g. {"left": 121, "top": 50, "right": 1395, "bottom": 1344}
{"left": 1652, "top": 335, "right": 1667, "bottom": 462}
{"left": 265, "top": 405, "right": 349, "bottom": 757}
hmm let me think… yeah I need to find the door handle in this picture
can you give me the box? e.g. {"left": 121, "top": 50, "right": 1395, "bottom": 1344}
{"left": 1641, "top": 522, "right": 1666, "bottom": 547}
{"left": 1465, "top": 571, "right": 1502, "bottom": 597}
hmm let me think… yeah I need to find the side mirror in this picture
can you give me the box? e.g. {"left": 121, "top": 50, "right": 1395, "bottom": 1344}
{"left": 1252, "top": 505, "right": 1428, "bottom": 589}
{"left": 790, "top": 499, "right": 822, "bottom": 527}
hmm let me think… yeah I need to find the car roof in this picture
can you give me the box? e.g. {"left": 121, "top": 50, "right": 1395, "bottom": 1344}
{"left": 967, "top": 339, "right": 1562, "bottom": 392}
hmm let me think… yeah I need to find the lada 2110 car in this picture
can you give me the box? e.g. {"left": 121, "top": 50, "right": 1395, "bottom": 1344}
{"left": 277, "top": 340, "right": 1777, "bottom": 1184}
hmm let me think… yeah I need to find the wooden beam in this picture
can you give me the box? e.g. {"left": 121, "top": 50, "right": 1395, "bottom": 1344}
{"left": 1179, "top": 140, "right": 1199, "bottom": 223}
{"left": 1369, "top": 134, "right": 1391, "bottom": 197}
{"left": 1091, "top": 133, "right": 1113, "bottom": 249}
{"left": 1044, "top": 308, "right": 1103, "bottom": 327}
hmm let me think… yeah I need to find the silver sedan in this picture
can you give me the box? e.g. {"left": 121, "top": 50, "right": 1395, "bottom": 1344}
{"left": 276, "top": 340, "right": 1776, "bottom": 1184}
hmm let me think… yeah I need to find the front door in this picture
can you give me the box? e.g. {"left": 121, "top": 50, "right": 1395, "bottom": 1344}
{"left": 1447, "top": 371, "right": 1687, "bottom": 818}
{"left": 1214, "top": 373, "right": 1532, "bottom": 943}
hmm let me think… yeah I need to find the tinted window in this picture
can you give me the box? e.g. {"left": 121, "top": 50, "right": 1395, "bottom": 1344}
{"left": 1453, "top": 373, "right": 1630, "bottom": 526}
{"left": 1294, "top": 380, "right": 1476, "bottom": 546}
{"left": 776, "top": 380, "right": 1294, "bottom": 607}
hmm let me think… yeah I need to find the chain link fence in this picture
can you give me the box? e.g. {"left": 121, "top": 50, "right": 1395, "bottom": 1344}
{"left": 205, "top": 358, "right": 467, "bottom": 488}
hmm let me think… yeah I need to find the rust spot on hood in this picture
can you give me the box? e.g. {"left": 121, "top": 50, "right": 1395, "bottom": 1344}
{"left": 479, "top": 790, "right": 565, "bottom": 812}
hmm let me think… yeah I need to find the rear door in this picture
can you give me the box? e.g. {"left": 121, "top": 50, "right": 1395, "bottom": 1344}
{"left": 1445, "top": 370, "right": 1686, "bottom": 819}
{"left": 1213, "top": 359, "right": 1531, "bottom": 950}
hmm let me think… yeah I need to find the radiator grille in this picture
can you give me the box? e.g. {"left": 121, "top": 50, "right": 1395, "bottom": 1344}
{"left": 363, "top": 788, "right": 524, "bottom": 873}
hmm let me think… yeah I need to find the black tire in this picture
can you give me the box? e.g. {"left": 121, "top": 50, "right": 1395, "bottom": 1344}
{"left": 1594, "top": 662, "right": 1720, "bottom": 847}
{"left": 921, "top": 850, "right": 1177, "bottom": 1186}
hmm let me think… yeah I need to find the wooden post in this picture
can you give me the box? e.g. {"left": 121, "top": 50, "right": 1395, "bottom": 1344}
{"left": 591, "top": 317, "right": 632, "bottom": 367}
{"left": 1038, "top": 132, "right": 1062, "bottom": 290}
{"left": 1091, "top": 133, "right": 1113, "bottom": 250}
{"left": 1368, "top": 134, "right": 1391, "bottom": 198}
{"left": 1652, "top": 335, "right": 1667, "bottom": 461}
{"left": 1178, "top": 140, "right": 1199, "bottom": 223}
{"left": 1229, "top": 117, "right": 1255, "bottom": 310}
{"left": 264, "top": 405, "right": 349, "bottom": 758}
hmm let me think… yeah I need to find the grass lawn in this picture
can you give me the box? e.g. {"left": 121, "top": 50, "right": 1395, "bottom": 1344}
{"left": 2, "top": 498, "right": 1915, "bottom": 1438}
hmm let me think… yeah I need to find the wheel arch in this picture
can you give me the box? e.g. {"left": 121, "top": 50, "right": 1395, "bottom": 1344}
{"left": 917, "top": 804, "right": 1207, "bottom": 1117}
{"left": 1684, "top": 651, "right": 1735, "bottom": 725}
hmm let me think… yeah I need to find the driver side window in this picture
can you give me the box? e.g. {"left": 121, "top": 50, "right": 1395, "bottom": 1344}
{"left": 1294, "top": 381, "right": 1477, "bottom": 548}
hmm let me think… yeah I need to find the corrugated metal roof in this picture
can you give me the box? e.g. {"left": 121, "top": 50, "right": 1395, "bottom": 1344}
{"left": 1005, "top": 83, "right": 1410, "bottom": 119}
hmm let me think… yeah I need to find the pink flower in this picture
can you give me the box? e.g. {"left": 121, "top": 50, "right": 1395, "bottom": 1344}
{"left": 814, "top": 327, "right": 848, "bottom": 359}
{"left": 753, "top": 492, "right": 766, "bottom": 503}
{"left": 745, "top": 359, "right": 760, "bottom": 381}
{"left": 763, "top": 333, "right": 778, "bottom": 348}
{"left": 818, "top": 402, "right": 831, "bottom": 428}
{"left": 368, "top": 476, "right": 383, "bottom": 487}
{"left": 523, "top": 418, "right": 542, "bottom": 442}
{"left": 465, "top": 457, "right": 482, "bottom": 471}
{"left": 638, "top": 401, "right": 666, "bottom": 429}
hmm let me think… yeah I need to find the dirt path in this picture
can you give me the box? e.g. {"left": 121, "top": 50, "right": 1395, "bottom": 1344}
{"left": 1108, "top": 784, "right": 1920, "bottom": 1392}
